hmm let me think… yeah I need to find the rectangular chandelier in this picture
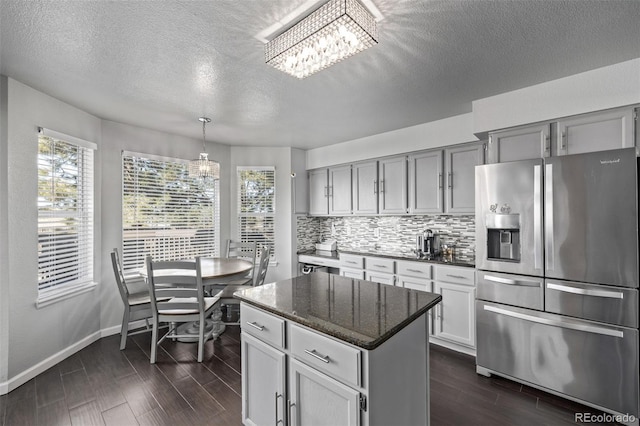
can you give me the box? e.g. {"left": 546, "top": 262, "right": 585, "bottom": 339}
{"left": 265, "top": 0, "right": 378, "bottom": 79}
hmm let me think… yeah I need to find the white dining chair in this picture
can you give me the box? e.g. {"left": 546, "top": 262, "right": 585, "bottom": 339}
{"left": 145, "top": 256, "right": 222, "bottom": 363}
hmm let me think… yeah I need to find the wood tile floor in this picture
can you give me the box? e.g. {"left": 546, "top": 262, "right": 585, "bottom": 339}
{"left": 0, "top": 327, "right": 613, "bottom": 425}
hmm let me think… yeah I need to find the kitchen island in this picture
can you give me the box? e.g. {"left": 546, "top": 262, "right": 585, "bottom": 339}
{"left": 235, "top": 271, "right": 442, "bottom": 425}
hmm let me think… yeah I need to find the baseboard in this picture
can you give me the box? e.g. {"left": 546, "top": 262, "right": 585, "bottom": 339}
{"left": 429, "top": 337, "right": 476, "bottom": 357}
{"left": 0, "top": 320, "right": 147, "bottom": 396}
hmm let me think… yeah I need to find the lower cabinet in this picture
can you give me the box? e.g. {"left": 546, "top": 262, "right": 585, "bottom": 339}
{"left": 289, "top": 358, "right": 360, "bottom": 426}
{"left": 432, "top": 265, "right": 476, "bottom": 350}
{"left": 241, "top": 333, "right": 286, "bottom": 426}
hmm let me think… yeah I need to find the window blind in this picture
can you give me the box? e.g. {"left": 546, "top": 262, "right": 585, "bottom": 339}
{"left": 37, "top": 133, "right": 94, "bottom": 292}
{"left": 122, "top": 154, "right": 219, "bottom": 273}
{"left": 237, "top": 167, "right": 276, "bottom": 260}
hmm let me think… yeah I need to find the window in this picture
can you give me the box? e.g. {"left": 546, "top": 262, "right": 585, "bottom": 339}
{"left": 37, "top": 129, "right": 95, "bottom": 300}
{"left": 237, "top": 167, "right": 276, "bottom": 260}
{"left": 122, "top": 152, "right": 219, "bottom": 273}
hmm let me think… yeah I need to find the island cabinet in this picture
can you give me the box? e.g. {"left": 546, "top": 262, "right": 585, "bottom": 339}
{"left": 237, "top": 272, "right": 441, "bottom": 426}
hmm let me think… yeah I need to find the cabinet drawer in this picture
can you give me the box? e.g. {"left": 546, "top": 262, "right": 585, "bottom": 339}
{"left": 340, "top": 268, "right": 365, "bottom": 280}
{"left": 434, "top": 265, "right": 475, "bottom": 286}
{"left": 366, "top": 271, "right": 395, "bottom": 286}
{"left": 365, "top": 256, "right": 395, "bottom": 273}
{"left": 240, "top": 304, "right": 285, "bottom": 350}
{"left": 340, "top": 254, "right": 364, "bottom": 269}
{"left": 396, "top": 260, "right": 432, "bottom": 279}
{"left": 289, "top": 323, "right": 361, "bottom": 387}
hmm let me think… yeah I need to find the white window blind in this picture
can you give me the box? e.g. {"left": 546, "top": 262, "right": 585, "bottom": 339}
{"left": 122, "top": 153, "right": 219, "bottom": 273}
{"left": 37, "top": 132, "right": 95, "bottom": 294}
{"left": 237, "top": 167, "right": 276, "bottom": 260}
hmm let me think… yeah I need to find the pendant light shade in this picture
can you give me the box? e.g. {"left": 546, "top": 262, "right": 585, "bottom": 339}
{"left": 189, "top": 117, "right": 219, "bottom": 179}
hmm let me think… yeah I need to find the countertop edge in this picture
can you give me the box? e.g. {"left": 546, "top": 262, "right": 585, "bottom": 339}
{"left": 235, "top": 293, "right": 442, "bottom": 351}
{"left": 297, "top": 249, "right": 475, "bottom": 268}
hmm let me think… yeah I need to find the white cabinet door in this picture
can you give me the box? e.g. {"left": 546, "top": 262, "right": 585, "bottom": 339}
{"left": 378, "top": 156, "right": 407, "bottom": 214}
{"left": 488, "top": 123, "right": 551, "bottom": 163}
{"left": 555, "top": 107, "right": 635, "bottom": 156}
{"left": 433, "top": 281, "right": 476, "bottom": 347}
{"left": 408, "top": 150, "right": 443, "bottom": 213}
{"left": 288, "top": 358, "right": 361, "bottom": 426}
{"left": 352, "top": 161, "right": 378, "bottom": 215}
{"left": 308, "top": 168, "right": 328, "bottom": 215}
{"left": 241, "top": 333, "right": 287, "bottom": 426}
{"left": 328, "top": 165, "right": 352, "bottom": 215}
{"left": 444, "top": 143, "right": 484, "bottom": 213}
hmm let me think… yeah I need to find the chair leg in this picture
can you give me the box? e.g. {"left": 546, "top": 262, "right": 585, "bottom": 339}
{"left": 150, "top": 319, "right": 158, "bottom": 364}
{"left": 120, "top": 308, "right": 130, "bottom": 350}
{"left": 197, "top": 317, "right": 205, "bottom": 362}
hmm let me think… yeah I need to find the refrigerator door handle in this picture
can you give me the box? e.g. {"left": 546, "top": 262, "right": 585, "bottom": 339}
{"left": 544, "top": 163, "right": 554, "bottom": 271}
{"left": 483, "top": 305, "right": 624, "bottom": 338}
{"left": 483, "top": 274, "right": 541, "bottom": 287}
{"left": 547, "top": 282, "right": 625, "bottom": 299}
{"left": 533, "top": 165, "right": 542, "bottom": 270}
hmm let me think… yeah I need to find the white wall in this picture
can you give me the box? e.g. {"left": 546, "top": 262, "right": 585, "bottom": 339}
{"left": 306, "top": 113, "right": 479, "bottom": 170}
{"left": 472, "top": 58, "right": 640, "bottom": 135}
{"left": 4, "top": 78, "right": 103, "bottom": 383}
{"left": 229, "top": 147, "right": 299, "bottom": 282}
{"left": 100, "top": 120, "right": 231, "bottom": 331}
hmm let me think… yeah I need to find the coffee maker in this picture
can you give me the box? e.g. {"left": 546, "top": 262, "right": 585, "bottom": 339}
{"left": 423, "top": 229, "right": 441, "bottom": 259}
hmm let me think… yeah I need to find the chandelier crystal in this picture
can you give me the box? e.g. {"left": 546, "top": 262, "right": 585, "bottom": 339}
{"left": 265, "top": 0, "right": 378, "bottom": 79}
{"left": 189, "top": 117, "right": 220, "bottom": 180}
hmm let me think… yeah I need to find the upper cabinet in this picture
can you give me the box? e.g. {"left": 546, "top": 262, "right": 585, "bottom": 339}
{"left": 555, "top": 107, "right": 635, "bottom": 156}
{"left": 309, "top": 166, "right": 353, "bottom": 215}
{"left": 445, "top": 143, "right": 485, "bottom": 214}
{"left": 352, "top": 160, "right": 378, "bottom": 215}
{"left": 488, "top": 106, "right": 637, "bottom": 164}
{"left": 408, "top": 150, "right": 443, "bottom": 214}
{"left": 378, "top": 156, "right": 408, "bottom": 214}
{"left": 308, "top": 142, "right": 486, "bottom": 216}
{"left": 309, "top": 168, "right": 329, "bottom": 215}
{"left": 487, "top": 123, "right": 551, "bottom": 163}
{"left": 328, "top": 165, "right": 352, "bottom": 215}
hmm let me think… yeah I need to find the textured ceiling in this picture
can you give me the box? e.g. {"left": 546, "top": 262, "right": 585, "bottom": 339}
{"left": 1, "top": 0, "right": 639, "bottom": 149}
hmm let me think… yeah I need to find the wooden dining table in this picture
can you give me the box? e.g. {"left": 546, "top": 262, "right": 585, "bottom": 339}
{"left": 142, "top": 257, "right": 254, "bottom": 342}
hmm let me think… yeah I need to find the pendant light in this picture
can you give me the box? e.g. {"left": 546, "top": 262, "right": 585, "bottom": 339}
{"left": 188, "top": 117, "right": 219, "bottom": 179}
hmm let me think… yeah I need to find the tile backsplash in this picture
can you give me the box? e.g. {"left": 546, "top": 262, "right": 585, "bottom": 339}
{"left": 297, "top": 215, "right": 475, "bottom": 264}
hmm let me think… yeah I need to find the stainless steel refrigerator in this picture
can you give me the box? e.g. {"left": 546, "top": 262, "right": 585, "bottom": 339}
{"left": 475, "top": 147, "right": 639, "bottom": 419}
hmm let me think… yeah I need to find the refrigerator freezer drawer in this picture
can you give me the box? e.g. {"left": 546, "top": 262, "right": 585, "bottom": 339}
{"left": 476, "top": 271, "right": 543, "bottom": 310}
{"left": 545, "top": 280, "right": 638, "bottom": 328}
{"left": 476, "top": 301, "right": 639, "bottom": 418}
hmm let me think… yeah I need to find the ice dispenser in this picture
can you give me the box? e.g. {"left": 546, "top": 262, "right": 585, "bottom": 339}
{"left": 485, "top": 214, "right": 520, "bottom": 262}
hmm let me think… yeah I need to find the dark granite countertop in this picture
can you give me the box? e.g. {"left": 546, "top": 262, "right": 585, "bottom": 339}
{"left": 234, "top": 271, "right": 441, "bottom": 350}
{"left": 297, "top": 249, "right": 475, "bottom": 268}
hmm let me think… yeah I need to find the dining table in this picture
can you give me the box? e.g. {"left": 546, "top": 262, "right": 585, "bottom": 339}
{"left": 142, "top": 257, "right": 254, "bottom": 342}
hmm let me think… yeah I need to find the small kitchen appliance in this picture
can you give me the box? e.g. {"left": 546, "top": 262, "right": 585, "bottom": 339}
{"left": 423, "top": 229, "right": 440, "bottom": 259}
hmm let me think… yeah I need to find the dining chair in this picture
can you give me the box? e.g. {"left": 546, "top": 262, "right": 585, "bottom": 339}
{"left": 111, "top": 248, "right": 157, "bottom": 350}
{"left": 145, "top": 256, "right": 221, "bottom": 363}
{"left": 223, "top": 240, "right": 257, "bottom": 285}
{"left": 218, "top": 245, "right": 271, "bottom": 324}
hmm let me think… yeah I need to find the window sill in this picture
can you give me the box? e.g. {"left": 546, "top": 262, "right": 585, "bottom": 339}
{"left": 36, "top": 281, "right": 98, "bottom": 309}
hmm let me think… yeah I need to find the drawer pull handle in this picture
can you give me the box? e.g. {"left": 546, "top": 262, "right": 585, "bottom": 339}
{"left": 373, "top": 264, "right": 388, "bottom": 268}
{"left": 446, "top": 274, "right": 466, "bottom": 279}
{"left": 304, "top": 349, "right": 331, "bottom": 363}
{"left": 407, "top": 268, "right": 424, "bottom": 273}
{"left": 246, "top": 321, "right": 265, "bottom": 331}
{"left": 346, "top": 260, "right": 358, "bottom": 264}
